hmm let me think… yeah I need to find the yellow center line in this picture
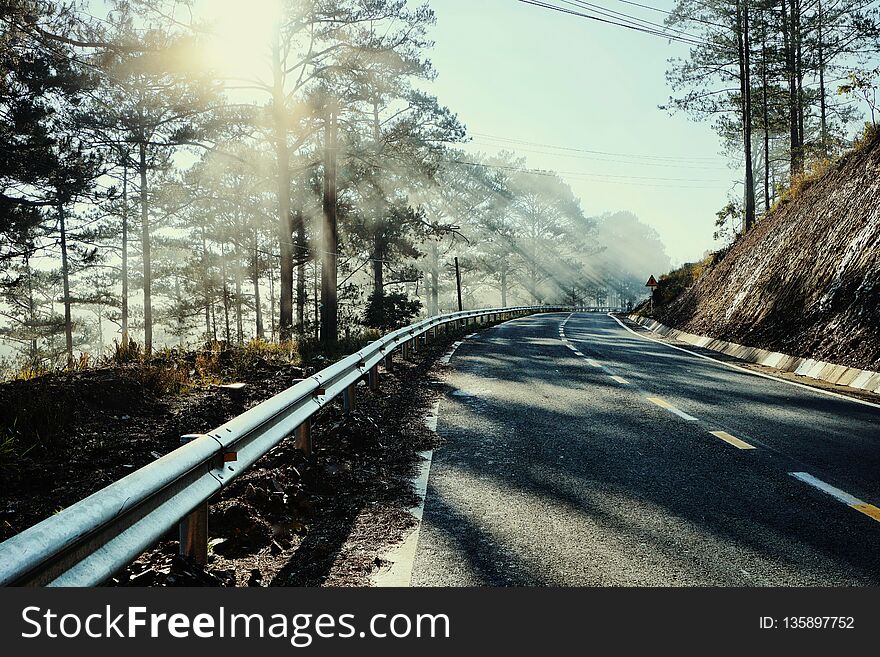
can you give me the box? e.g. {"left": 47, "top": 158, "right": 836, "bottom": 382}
{"left": 709, "top": 430, "right": 756, "bottom": 450}
{"left": 610, "top": 375, "right": 629, "bottom": 384}
{"left": 647, "top": 396, "right": 672, "bottom": 409}
{"left": 850, "top": 503, "right": 880, "bottom": 522}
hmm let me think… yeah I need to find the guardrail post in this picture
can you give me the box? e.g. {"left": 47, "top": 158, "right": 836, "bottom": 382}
{"left": 411, "top": 336, "right": 418, "bottom": 353}
{"left": 178, "top": 434, "right": 209, "bottom": 566}
{"left": 295, "top": 419, "right": 312, "bottom": 457}
{"left": 384, "top": 351, "right": 393, "bottom": 371}
{"left": 368, "top": 364, "right": 380, "bottom": 391}
{"left": 343, "top": 383, "right": 356, "bottom": 411}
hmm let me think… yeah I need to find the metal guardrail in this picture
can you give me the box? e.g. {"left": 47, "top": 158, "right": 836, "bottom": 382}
{"left": 1, "top": 304, "right": 631, "bottom": 586}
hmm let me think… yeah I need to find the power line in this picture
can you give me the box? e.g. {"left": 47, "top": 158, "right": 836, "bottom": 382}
{"left": 610, "top": 0, "right": 728, "bottom": 29}
{"left": 445, "top": 157, "right": 726, "bottom": 188}
{"left": 562, "top": 0, "right": 706, "bottom": 41}
{"left": 466, "top": 139, "right": 732, "bottom": 170}
{"left": 470, "top": 132, "right": 724, "bottom": 162}
{"left": 515, "top": 0, "right": 715, "bottom": 49}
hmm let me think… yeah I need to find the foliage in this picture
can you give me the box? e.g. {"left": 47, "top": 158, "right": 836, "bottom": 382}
{"left": 839, "top": 68, "right": 880, "bottom": 128}
{"left": 643, "top": 254, "right": 717, "bottom": 312}
{"left": 363, "top": 291, "right": 422, "bottom": 330}
{"left": 772, "top": 157, "right": 837, "bottom": 210}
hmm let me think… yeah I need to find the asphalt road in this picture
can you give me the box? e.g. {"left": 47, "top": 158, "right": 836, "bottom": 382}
{"left": 410, "top": 312, "right": 880, "bottom": 586}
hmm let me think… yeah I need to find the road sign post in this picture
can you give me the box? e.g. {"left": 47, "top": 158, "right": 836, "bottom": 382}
{"left": 645, "top": 275, "right": 659, "bottom": 313}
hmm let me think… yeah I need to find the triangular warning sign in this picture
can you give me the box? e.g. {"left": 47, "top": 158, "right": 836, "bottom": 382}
{"left": 645, "top": 275, "right": 659, "bottom": 288}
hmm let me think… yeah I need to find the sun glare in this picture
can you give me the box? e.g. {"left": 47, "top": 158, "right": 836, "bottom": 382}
{"left": 202, "top": 0, "right": 280, "bottom": 78}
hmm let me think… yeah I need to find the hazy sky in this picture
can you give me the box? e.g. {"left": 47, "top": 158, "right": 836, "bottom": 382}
{"left": 427, "top": 0, "right": 740, "bottom": 266}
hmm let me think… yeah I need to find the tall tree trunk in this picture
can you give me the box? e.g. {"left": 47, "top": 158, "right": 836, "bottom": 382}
{"left": 761, "top": 17, "right": 771, "bottom": 213}
{"left": 294, "top": 204, "right": 306, "bottom": 335}
{"left": 139, "top": 137, "right": 152, "bottom": 354}
{"left": 25, "top": 253, "right": 36, "bottom": 364}
{"left": 370, "top": 98, "right": 386, "bottom": 300}
{"left": 201, "top": 222, "right": 211, "bottom": 342}
{"left": 781, "top": 0, "right": 802, "bottom": 175}
{"left": 252, "top": 229, "right": 264, "bottom": 339}
{"left": 738, "top": 0, "right": 756, "bottom": 232}
{"left": 372, "top": 234, "right": 384, "bottom": 295}
{"left": 221, "top": 243, "right": 231, "bottom": 344}
{"left": 210, "top": 293, "right": 217, "bottom": 342}
{"left": 795, "top": 0, "right": 804, "bottom": 160}
{"left": 428, "top": 241, "right": 439, "bottom": 315}
{"left": 58, "top": 203, "right": 73, "bottom": 367}
{"left": 235, "top": 260, "right": 243, "bottom": 345}
{"left": 320, "top": 109, "right": 338, "bottom": 345}
{"left": 501, "top": 261, "right": 508, "bottom": 307}
{"left": 818, "top": 0, "right": 828, "bottom": 155}
{"left": 272, "top": 31, "right": 294, "bottom": 340}
{"left": 121, "top": 161, "right": 129, "bottom": 347}
{"left": 174, "top": 274, "right": 184, "bottom": 347}
{"left": 313, "top": 259, "right": 319, "bottom": 341}
{"left": 269, "top": 262, "right": 276, "bottom": 341}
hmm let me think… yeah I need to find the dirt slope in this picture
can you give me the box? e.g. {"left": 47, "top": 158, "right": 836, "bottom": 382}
{"left": 653, "top": 135, "right": 880, "bottom": 371}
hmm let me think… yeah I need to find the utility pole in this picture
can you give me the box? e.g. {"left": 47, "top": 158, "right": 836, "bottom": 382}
{"left": 454, "top": 256, "right": 463, "bottom": 311}
{"left": 320, "top": 105, "right": 338, "bottom": 345}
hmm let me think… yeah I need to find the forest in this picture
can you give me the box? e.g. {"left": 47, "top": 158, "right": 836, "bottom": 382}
{"left": 661, "top": 0, "right": 880, "bottom": 237}
{"left": 0, "top": 0, "right": 675, "bottom": 371}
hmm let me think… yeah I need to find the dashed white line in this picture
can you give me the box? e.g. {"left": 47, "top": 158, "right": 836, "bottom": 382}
{"left": 647, "top": 396, "right": 699, "bottom": 421}
{"left": 789, "top": 472, "right": 880, "bottom": 522}
{"left": 789, "top": 472, "right": 863, "bottom": 505}
{"left": 608, "top": 313, "right": 880, "bottom": 411}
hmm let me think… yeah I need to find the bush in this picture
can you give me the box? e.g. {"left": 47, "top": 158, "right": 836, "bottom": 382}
{"left": 363, "top": 291, "right": 422, "bottom": 330}
{"left": 640, "top": 253, "right": 717, "bottom": 313}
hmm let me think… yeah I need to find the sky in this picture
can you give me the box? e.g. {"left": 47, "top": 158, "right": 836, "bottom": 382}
{"left": 426, "top": 0, "right": 740, "bottom": 266}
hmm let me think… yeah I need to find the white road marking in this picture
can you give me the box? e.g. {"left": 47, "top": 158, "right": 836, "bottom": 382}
{"left": 647, "top": 396, "right": 699, "bottom": 421}
{"left": 439, "top": 340, "right": 463, "bottom": 364}
{"left": 668, "top": 407, "right": 699, "bottom": 421}
{"left": 586, "top": 359, "right": 602, "bottom": 368}
{"left": 425, "top": 400, "right": 439, "bottom": 432}
{"left": 608, "top": 313, "right": 880, "bottom": 411}
{"left": 610, "top": 375, "right": 629, "bottom": 385}
{"left": 573, "top": 350, "right": 584, "bottom": 357}
{"left": 788, "top": 472, "right": 863, "bottom": 505}
{"left": 374, "top": 400, "right": 440, "bottom": 587}
{"left": 372, "top": 450, "right": 433, "bottom": 587}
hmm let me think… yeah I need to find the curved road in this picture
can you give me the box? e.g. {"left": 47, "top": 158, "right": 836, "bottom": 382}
{"left": 410, "top": 312, "right": 880, "bottom": 586}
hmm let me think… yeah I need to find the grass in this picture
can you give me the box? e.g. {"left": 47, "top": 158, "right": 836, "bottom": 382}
{"left": 770, "top": 122, "right": 880, "bottom": 214}
{"left": 642, "top": 252, "right": 717, "bottom": 313}
{"left": 771, "top": 157, "right": 837, "bottom": 212}
{"left": 1, "top": 328, "right": 387, "bottom": 395}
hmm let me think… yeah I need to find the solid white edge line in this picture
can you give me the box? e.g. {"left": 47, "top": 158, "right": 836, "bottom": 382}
{"left": 789, "top": 472, "right": 864, "bottom": 506}
{"left": 373, "top": 399, "right": 441, "bottom": 587}
{"left": 372, "top": 450, "right": 434, "bottom": 587}
{"left": 607, "top": 313, "right": 880, "bottom": 411}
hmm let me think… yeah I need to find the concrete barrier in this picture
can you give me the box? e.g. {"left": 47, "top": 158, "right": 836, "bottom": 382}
{"left": 626, "top": 314, "right": 880, "bottom": 394}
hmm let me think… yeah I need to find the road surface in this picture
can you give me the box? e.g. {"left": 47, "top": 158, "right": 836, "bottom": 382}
{"left": 409, "top": 312, "right": 880, "bottom": 586}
